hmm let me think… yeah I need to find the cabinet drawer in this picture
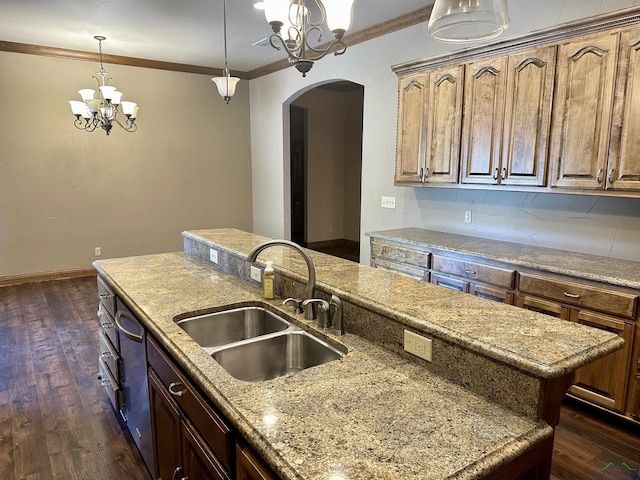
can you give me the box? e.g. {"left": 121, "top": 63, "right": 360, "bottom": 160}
{"left": 98, "top": 329, "right": 120, "bottom": 382}
{"left": 519, "top": 273, "right": 638, "bottom": 319}
{"left": 431, "top": 273, "right": 470, "bottom": 293}
{"left": 99, "top": 355, "right": 123, "bottom": 413}
{"left": 98, "top": 305, "right": 119, "bottom": 351}
{"left": 372, "top": 258, "right": 428, "bottom": 281}
{"left": 371, "top": 240, "right": 430, "bottom": 268}
{"left": 147, "top": 336, "right": 234, "bottom": 471}
{"left": 432, "top": 255, "right": 515, "bottom": 288}
{"left": 97, "top": 276, "right": 116, "bottom": 317}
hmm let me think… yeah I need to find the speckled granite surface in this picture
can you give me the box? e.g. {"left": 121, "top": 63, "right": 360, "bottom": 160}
{"left": 94, "top": 252, "right": 554, "bottom": 480}
{"left": 367, "top": 227, "right": 640, "bottom": 290}
{"left": 182, "top": 229, "right": 624, "bottom": 379}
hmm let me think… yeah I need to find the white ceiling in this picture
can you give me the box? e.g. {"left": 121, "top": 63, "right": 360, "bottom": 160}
{"left": 1, "top": 0, "right": 639, "bottom": 73}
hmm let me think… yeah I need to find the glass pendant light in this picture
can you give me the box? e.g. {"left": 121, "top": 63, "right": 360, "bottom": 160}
{"left": 212, "top": 0, "right": 240, "bottom": 104}
{"left": 428, "top": 0, "right": 510, "bottom": 43}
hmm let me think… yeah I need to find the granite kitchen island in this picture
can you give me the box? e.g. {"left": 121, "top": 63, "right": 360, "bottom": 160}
{"left": 93, "top": 228, "right": 624, "bottom": 480}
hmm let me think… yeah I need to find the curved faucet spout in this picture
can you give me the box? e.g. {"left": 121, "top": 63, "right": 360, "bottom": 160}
{"left": 246, "top": 240, "right": 316, "bottom": 302}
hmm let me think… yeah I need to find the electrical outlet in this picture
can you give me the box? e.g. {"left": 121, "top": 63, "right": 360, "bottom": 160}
{"left": 250, "top": 265, "right": 262, "bottom": 282}
{"left": 381, "top": 196, "right": 396, "bottom": 209}
{"left": 209, "top": 248, "right": 219, "bottom": 264}
{"left": 404, "top": 330, "right": 433, "bottom": 362}
{"left": 464, "top": 210, "right": 472, "bottom": 223}
{"left": 94, "top": 247, "right": 102, "bottom": 257}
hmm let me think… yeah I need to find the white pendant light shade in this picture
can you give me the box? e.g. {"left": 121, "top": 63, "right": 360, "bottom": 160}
{"left": 69, "top": 100, "right": 87, "bottom": 116}
{"left": 79, "top": 89, "right": 95, "bottom": 101}
{"left": 428, "top": 0, "right": 510, "bottom": 43}
{"left": 212, "top": 75, "right": 240, "bottom": 102}
{"left": 131, "top": 106, "right": 139, "bottom": 119}
{"left": 111, "top": 91, "right": 123, "bottom": 104}
{"left": 121, "top": 101, "right": 137, "bottom": 116}
{"left": 99, "top": 85, "right": 117, "bottom": 100}
{"left": 323, "top": 0, "right": 355, "bottom": 37}
{"left": 264, "top": 0, "right": 290, "bottom": 29}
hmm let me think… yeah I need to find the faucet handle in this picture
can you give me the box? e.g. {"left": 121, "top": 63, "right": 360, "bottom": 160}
{"left": 283, "top": 298, "right": 304, "bottom": 315}
{"left": 301, "top": 298, "right": 329, "bottom": 328}
{"left": 329, "top": 295, "right": 344, "bottom": 336}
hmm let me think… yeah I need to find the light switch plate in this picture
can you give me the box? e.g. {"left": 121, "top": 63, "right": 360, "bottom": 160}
{"left": 404, "top": 330, "right": 433, "bottom": 362}
{"left": 381, "top": 196, "right": 396, "bottom": 209}
{"left": 209, "top": 248, "right": 219, "bottom": 264}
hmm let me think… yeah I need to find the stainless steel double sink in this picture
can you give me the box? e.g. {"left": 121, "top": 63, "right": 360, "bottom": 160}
{"left": 176, "top": 306, "right": 345, "bottom": 382}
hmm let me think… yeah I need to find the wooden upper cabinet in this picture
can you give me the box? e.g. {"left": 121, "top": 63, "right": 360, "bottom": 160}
{"left": 395, "top": 73, "right": 428, "bottom": 184}
{"left": 425, "top": 65, "right": 464, "bottom": 184}
{"left": 501, "top": 46, "right": 556, "bottom": 186}
{"left": 461, "top": 56, "right": 507, "bottom": 184}
{"left": 550, "top": 31, "right": 619, "bottom": 189}
{"left": 608, "top": 26, "right": 640, "bottom": 191}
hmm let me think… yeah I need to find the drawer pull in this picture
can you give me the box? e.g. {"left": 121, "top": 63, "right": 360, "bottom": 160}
{"left": 394, "top": 253, "right": 405, "bottom": 258}
{"left": 168, "top": 382, "right": 186, "bottom": 397}
{"left": 563, "top": 292, "right": 580, "bottom": 299}
{"left": 101, "top": 351, "right": 112, "bottom": 360}
{"left": 99, "top": 293, "right": 113, "bottom": 299}
{"left": 101, "top": 321, "right": 113, "bottom": 329}
{"left": 464, "top": 269, "right": 476, "bottom": 275}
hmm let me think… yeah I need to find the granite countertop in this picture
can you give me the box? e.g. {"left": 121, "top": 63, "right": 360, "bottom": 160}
{"left": 94, "top": 252, "right": 553, "bottom": 480}
{"left": 183, "top": 229, "right": 623, "bottom": 379}
{"left": 366, "top": 227, "right": 640, "bottom": 290}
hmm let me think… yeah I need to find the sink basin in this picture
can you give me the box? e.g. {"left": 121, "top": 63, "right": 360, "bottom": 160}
{"left": 211, "top": 330, "right": 344, "bottom": 382}
{"left": 176, "top": 306, "right": 289, "bottom": 348}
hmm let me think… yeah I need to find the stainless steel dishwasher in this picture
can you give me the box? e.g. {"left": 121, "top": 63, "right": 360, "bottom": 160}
{"left": 114, "top": 297, "right": 155, "bottom": 477}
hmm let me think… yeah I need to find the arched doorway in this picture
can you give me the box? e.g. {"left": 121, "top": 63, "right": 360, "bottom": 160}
{"left": 289, "top": 81, "right": 364, "bottom": 262}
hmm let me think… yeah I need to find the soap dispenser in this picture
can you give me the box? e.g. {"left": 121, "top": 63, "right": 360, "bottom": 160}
{"left": 263, "top": 261, "right": 275, "bottom": 299}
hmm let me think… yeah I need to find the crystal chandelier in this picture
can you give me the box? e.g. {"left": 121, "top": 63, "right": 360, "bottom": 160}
{"left": 68, "top": 36, "right": 139, "bottom": 135}
{"left": 428, "top": 0, "right": 510, "bottom": 43}
{"left": 212, "top": 0, "right": 240, "bottom": 103}
{"left": 263, "top": 0, "right": 356, "bottom": 77}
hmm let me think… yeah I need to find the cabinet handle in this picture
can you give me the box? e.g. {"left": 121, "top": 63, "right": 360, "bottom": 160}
{"left": 101, "top": 351, "right": 112, "bottom": 360}
{"left": 563, "top": 292, "right": 580, "bottom": 299}
{"left": 169, "top": 382, "right": 186, "bottom": 397}
{"left": 425, "top": 167, "right": 430, "bottom": 180}
{"left": 394, "top": 253, "right": 405, "bottom": 258}
{"left": 172, "top": 467, "right": 186, "bottom": 480}
{"left": 101, "top": 321, "right": 113, "bottom": 329}
{"left": 99, "top": 292, "right": 113, "bottom": 299}
{"left": 493, "top": 168, "right": 499, "bottom": 180}
{"left": 608, "top": 169, "right": 615, "bottom": 184}
{"left": 501, "top": 168, "right": 506, "bottom": 180}
{"left": 596, "top": 168, "right": 603, "bottom": 184}
{"left": 464, "top": 269, "right": 476, "bottom": 275}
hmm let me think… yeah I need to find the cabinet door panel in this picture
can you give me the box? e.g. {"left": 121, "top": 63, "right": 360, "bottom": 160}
{"left": 470, "top": 284, "right": 513, "bottom": 304}
{"left": 461, "top": 57, "right": 507, "bottom": 184}
{"left": 550, "top": 32, "right": 618, "bottom": 189}
{"left": 608, "top": 27, "right": 640, "bottom": 191}
{"left": 569, "top": 309, "right": 635, "bottom": 412}
{"left": 425, "top": 65, "right": 463, "bottom": 184}
{"left": 182, "top": 420, "right": 230, "bottom": 480}
{"left": 431, "top": 273, "right": 470, "bottom": 293}
{"left": 516, "top": 295, "right": 571, "bottom": 320}
{"left": 149, "top": 370, "right": 182, "bottom": 480}
{"left": 396, "top": 73, "right": 428, "bottom": 184}
{"left": 502, "top": 46, "right": 556, "bottom": 186}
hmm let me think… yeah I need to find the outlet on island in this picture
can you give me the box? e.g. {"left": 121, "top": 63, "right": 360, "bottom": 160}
{"left": 404, "top": 330, "right": 433, "bottom": 362}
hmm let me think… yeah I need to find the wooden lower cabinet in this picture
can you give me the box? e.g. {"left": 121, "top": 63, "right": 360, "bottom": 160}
{"left": 518, "top": 294, "right": 635, "bottom": 413}
{"left": 236, "top": 442, "right": 279, "bottom": 480}
{"left": 149, "top": 369, "right": 230, "bottom": 480}
{"left": 470, "top": 283, "right": 514, "bottom": 304}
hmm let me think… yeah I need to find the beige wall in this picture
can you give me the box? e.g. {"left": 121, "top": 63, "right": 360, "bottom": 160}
{"left": 0, "top": 51, "right": 253, "bottom": 277}
{"left": 292, "top": 87, "right": 362, "bottom": 244}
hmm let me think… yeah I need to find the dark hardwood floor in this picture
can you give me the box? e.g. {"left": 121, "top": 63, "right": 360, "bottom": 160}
{"left": 0, "top": 276, "right": 149, "bottom": 480}
{"left": 1, "top": 276, "right": 638, "bottom": 479}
